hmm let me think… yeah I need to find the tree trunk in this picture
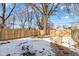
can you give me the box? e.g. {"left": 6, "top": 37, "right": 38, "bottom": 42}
{"left": 43, "top": 15, "right": 48, "bottom": 35}
{"left": 1, "top": 18, "right": 5, "bottom": 28}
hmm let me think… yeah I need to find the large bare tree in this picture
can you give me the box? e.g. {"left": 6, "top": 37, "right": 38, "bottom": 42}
{"left": 33, "top": 3, "right": 59, "bottom": 35}
{"left": 0, "top": 3, "right": 16, "bottom": 28}
{"left": 27, "top": 6, "right": 33, "bottom": 29}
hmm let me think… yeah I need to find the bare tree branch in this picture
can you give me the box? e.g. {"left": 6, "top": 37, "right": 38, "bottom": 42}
{"left": 33, "top": 4, "right": 43, "bottom": 15}
{"left": 2, "top": 3, "right": 6, "bottom": 19}
{"left": 5, "top": 4, "right": 16, "bottom": 20}
{"left": 48, "top": 3, "right": 54, "bottom": 15}
{"left": 48, "top": 3, "right": 59, "bottom": 16}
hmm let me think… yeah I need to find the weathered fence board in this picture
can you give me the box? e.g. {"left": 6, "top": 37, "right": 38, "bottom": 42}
{"left": 0, "top": 29, "right": 71, "bottom": 41}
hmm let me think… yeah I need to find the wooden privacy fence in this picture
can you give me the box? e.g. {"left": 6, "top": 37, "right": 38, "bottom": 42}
{"left": 0, "top": 29, "right": 71, "bottom": 41}
{"left": 0, "top": 29, "right": 39, "bottom": 40}
{"left": 49, "top": 29, "right": 71, "bottom": 37}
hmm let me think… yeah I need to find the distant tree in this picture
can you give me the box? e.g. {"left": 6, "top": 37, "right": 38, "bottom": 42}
{"left": 17, "top": 9, "right": 27, "bottom": 28}
{"left": 5, "top": 15, "right": 16, "bottom": 29}
{"left": 47, "top": 20, "right": 54, "bottom": 29}
{"left": 33, "top": 8, "right": 43, "bottom": 29}
{"left": 65, "top": 3, "right": 79, "bottom": 18}
{"left": 24, "top": 4, "right": 33, "bottom": 29}
{"left": 27, "top": 7, "right": 33, "bottom": 29}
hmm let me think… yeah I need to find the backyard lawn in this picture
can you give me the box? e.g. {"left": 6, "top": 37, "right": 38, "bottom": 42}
{"left": 0, "top": 37, "right": 79, "bottom": 56}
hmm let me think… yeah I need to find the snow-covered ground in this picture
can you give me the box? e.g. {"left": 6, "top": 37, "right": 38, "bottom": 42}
{"left": 0, "top": 37, "right": 57, "bottom": 56}
{"left": 62, "top": 37, "right": 79, "bottom": 54}
{"left": 52, "top": 36, "right": 79, "bottom": 54}
{"left": 0, "top": 37, "right": 79, "bottom": 56}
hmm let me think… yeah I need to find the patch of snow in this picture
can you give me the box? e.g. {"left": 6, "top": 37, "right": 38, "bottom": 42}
{"left": 62, "top": 37, "right": 77, "bottom": 48}
{"left": 0, "top": 37, "right": 56, "bottom": 56}
{"left": 61, "top": 37, "right": 79, "bottom": 54}
{"left": 51, "top": 36, "right": 79, "bottom": 55}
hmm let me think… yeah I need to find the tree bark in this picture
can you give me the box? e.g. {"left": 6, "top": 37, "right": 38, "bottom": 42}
{"left": 43, "top": 15, "right": 48, "bottom": 35}
{"left": 1, "top": 3, "right": 6, "bottom": 28}
{"left": 1, "top": 18, "right": 5, "bottom": 28}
